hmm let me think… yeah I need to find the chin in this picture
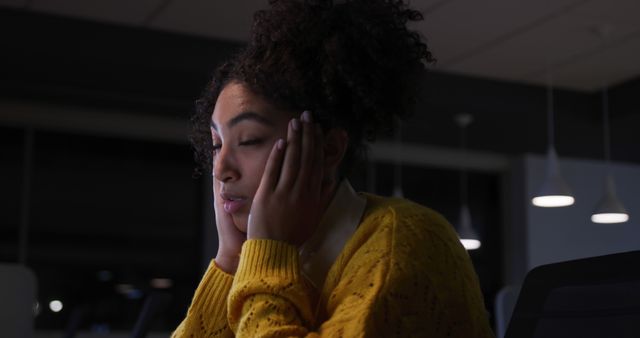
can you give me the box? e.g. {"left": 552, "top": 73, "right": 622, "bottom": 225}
{"left": 233, "top": 214, "right": 248, "bottom": 234}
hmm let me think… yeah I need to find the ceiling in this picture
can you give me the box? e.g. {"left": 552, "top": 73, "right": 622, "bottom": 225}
{"left": 2, "top": 0, "right": 640, "bottom": 91}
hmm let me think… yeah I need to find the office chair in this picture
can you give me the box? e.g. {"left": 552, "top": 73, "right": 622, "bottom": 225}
{"left": 131, "top": 291, "right": 172, "bottom": 338}
{"left": 505, "top": 250, "right": 640, "bottom": 338}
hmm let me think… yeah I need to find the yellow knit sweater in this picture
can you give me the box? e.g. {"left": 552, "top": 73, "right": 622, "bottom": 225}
{"left": 173, "top": 194, "right": 495, "bottom": 337}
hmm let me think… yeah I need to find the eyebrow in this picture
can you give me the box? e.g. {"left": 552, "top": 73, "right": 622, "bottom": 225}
{"left": 210, "top": 111, "right": 275, "bottom": 131}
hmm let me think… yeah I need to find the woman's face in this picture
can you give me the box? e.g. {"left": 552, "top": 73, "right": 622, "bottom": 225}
{"left": 211, "top": 82, "right": 292, "bottom": 232}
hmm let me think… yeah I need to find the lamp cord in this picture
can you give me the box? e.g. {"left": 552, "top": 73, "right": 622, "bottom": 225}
{"left": 459, "top": 124, "right": 468, "bottom": 206}
{"left": 19, "top": 128, "right": 34, "bottom": 265}
{"left": 602, "top": 88, "right": 612, "bottom": 168}
{"left": 546, "top": 80, "right": 555, "bottom": 148}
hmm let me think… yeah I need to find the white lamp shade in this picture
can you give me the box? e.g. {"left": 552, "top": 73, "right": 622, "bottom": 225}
{"left": 591, "top": 175, "right": 629, "bottom": 224}
{"left": 457, "top": 204, "right": 481, "bottom": 250}
{"left": 532, "top": 147, "right": 575, "bottom": 207}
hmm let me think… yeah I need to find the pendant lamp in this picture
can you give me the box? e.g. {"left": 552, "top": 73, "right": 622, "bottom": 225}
{"left": 458, "top": 204, "right": 481, "bottom": 250}
{"left": 532, "top": 81, "right": 575, "bottom": 207}
{"left": 591, "top": 89, "right": 629, "bottom": 224}
{"left": 455, "top": 113, "right": 481, "bottom": 250}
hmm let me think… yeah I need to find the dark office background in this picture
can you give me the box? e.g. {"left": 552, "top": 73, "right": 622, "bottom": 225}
{"left": 1, "top": 2, "right": 640, "bottom": 333}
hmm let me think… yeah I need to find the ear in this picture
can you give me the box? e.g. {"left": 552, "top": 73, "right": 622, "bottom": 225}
{"left": 323, "top": 128, "right": 349, "bottom": 181}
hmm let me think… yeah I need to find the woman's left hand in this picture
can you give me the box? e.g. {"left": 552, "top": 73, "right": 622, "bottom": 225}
{"left": 247, "top": 110, "right": 327, "bottom": 246}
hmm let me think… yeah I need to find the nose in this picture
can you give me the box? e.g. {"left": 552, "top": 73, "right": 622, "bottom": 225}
{"left": 212, "top": 145, "right": 240, "bottom": 183}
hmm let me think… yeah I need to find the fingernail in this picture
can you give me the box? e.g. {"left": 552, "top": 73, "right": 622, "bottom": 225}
{"left": 301, "top": 110, "right": 312, "bottom": 123}
{"left": 291, "top": 118, "right": 300, "bottom": 131}
{"left": 276, "top": 138, "right": 285, "bottom": 150}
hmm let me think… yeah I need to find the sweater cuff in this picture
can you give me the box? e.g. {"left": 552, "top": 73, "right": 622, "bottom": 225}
{"left": 235, "top": 239, "right": 300, "bottom": 282}
{"left": 229, "top": 239, "right": 314, "bottom": 330}
{"left": 188, "top": 259, "right": 234, "bottom": 319}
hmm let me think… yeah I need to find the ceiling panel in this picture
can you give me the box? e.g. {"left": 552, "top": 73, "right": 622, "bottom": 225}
{"left": 411, "top": 0, "right": 584, "bottom": 65}
{"left": 444, "top": 9, "right": 639, "bottom": 88}
{"left": 150, "top": 0, "right": 267, "bottom": 41}
{"left": 0, "top": 0, "right": 27, "bottom": 7}
{"left": 570, "top": 0, "right": 640, "bottom": 26}
{"left": 424, "top": 0, "right": 640, "bottom": 90}
{"left": 552, "top": 33, "right": 640, "bottom": 91}
{"left": 28, "top": 0, "right": 164, "bottom": 26}
{"left": 3, "top": 0, "right": 640, "bottom": 91}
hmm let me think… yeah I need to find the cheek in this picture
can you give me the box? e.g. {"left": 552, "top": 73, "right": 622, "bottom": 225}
{"left": 244, "top": 145, "right": 275, "bottom": 195}
{"left": 233, "top": 147, "right": 273, "bottom": 233}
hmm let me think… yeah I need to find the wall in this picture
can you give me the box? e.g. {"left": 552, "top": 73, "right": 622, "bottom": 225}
{"left": 525, "top": 155, "right": 640, "bottom": 267}
{"left": 504, "top": 154, "right": 640, "bottom": 284}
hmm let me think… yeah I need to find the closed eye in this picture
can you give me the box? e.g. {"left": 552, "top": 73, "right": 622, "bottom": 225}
{"left": 239, "top": 139, "right": 264, "bottom": 146}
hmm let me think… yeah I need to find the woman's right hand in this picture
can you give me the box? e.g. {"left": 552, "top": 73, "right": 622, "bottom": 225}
{"left": 213, "top": 179, "right": 247, "bottom": 274}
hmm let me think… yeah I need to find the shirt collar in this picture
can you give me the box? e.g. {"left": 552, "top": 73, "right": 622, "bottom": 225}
{"left": 299, "top": 179, "right": 367, "bottom": 289}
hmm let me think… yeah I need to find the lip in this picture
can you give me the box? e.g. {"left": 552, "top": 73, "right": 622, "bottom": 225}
{"left": 220, "top": 192, "right": 247, "bottom": 214}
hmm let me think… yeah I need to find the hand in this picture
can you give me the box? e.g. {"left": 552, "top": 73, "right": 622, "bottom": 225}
{"left": 247, "top": 111, "right": 329, "bottom": 246}
{"left": 213, "top": 179, "right": 247, "bottom": 274}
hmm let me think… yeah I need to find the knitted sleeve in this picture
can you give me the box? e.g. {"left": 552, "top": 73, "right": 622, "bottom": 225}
{"left": 172, "top": 260, "right": 235, "bottom": 338}
{"left": 227, "top": 240, "right": 315, "bottom": 337}
{"left": 227, "top": 235, "right": 396, "bottom": 337}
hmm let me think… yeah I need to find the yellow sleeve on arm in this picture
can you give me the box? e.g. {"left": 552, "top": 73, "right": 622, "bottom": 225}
{"left": 227, "top": 237, "right": 395, "bottom": 338}
{"left": 228, "top": 239, "right": 315, "bottom": 337}
{"left": 172, "top": 260, "right": 235, "bottom": 338}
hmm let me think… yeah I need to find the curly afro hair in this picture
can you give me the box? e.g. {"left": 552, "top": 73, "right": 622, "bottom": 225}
{"left": 191, "top": 0, "right": 434, "bottom": 178}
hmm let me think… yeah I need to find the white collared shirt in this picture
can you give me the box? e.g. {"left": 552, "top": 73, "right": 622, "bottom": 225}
{"left": 298, "top": 180, "right": 367, "bottom": 289}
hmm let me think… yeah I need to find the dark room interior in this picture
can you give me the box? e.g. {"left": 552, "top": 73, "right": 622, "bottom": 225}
{"left": 1, "top": 1, "right": 639, "bottom": 337}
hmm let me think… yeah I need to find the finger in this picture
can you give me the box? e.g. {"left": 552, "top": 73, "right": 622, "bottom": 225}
{"left": 310, "top": 124, "right": 324, "bottom": 192}
{"left": 257, "top": 138, "right": 286, "bottom": 193}
{"left": 278, "top": 118, "right": 302, "bottom": 189}
{"left": 296, "top": 111, "right": 315, "bottom": 191}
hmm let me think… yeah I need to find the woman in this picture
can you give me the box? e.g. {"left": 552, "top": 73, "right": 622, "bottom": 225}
{"left": 174, "top": 0, "right": 495, "bottom": 337}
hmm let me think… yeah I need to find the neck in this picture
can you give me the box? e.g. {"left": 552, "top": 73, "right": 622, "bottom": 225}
{"left": 321, "top": 178, "right": 341, "bottom": 214}
{"left": 299, "top": 177, "right": 340, "bottom": 245}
